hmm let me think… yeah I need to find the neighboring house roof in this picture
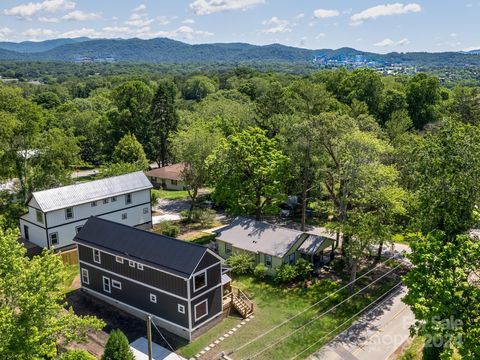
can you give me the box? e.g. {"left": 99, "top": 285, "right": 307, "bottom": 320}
{"left": 215, "top": 217, "right": 306, "bottom": 258}
{"left": 30, "top": 171, "right": 152, "bottom": 212}
{"left": 297, "top": 234, "right": 335, "bottom": 255}
{"left": 145, "top": 163, "right": 185, "bottom": 181}
{"left": 74, "top": 217, "right": 215, "bottom": 277}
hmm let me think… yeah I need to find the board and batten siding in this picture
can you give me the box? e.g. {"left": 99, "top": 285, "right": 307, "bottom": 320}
{"left": 189, "top": 262, "right": 222, "bottom": 297}
{"left": 190, "top": 286, "right": 222, "bottom": 329}
{"left": 80, "top": 263, "right": 189, "bottom": 328}
{"left": 78, "top": 244, "right": 188, "bottom": 298}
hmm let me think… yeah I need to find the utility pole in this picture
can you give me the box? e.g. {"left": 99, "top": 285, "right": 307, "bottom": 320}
{"left": 146, "top": 314, "right": 153, "bottom": 360}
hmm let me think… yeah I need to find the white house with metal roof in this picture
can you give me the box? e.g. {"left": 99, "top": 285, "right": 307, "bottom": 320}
{"left": 19, "top": 172, "right": 153, "bottom": 250}
{"left": 214, "top": 217, "right": 336, "bottom": 275}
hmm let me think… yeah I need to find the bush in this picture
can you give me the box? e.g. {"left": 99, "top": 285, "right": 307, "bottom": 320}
{"left": 227, "top": 253, "right": 254, "bottom": 275}
{"left": 274, "top": 263, "right": 298, "bottom": 283}
{"left": 59, "top": 350, "right": 96, "bottom": 360}
{"left": 151, "top": 189, "right": 161, "bottom": 206}
{"left": 253, "top": 264, "right": 268, "bottom": 279}
{"left": 295, "top": 258, "right": 313, "bottom": 279}
{"left": 157, "top": 221, "right": 180, "bottom": 238}
{"left": 181, "top": 209, "right": 216, "bottom": 228}
{"left": 101, "top": 329, "right": 134, "bottom": 360}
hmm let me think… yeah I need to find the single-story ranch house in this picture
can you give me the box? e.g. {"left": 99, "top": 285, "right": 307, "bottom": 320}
{"left": 214, "top": 217, "right": 336, "bottom": 275}
{"left": 145, "top": 163, "right": 186, "bottom": 190}
{"left": 75, "top": 216, "right": 227, "bottom": 341}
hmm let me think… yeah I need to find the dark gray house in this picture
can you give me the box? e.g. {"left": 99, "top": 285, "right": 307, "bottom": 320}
{"left": 74, "top": 217, "right": 225, "bottom": 341}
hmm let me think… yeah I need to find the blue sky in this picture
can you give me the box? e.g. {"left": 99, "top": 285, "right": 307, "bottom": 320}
{"left": 0, "top": 0, "right": 479, "bottom": 53}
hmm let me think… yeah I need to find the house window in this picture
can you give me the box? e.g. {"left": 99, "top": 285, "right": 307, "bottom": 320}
{"left": 150, "top": 294, "right": 157, "bottom": 303}
{"left": 102, "top": 276, "right": 111, "bottom": 293}
{"left": 36, "top": 210, "right": 43, "bottom": 223}
{"left": 171, "top": 180, "right": 178, "bottom": 186}
{"left": 143, "top": 207, "right": 149, "bottom": 214}
{"left": 137, "top": 263, "right": 144, "bottom": 271}
{"left": 122, "top": 213, "right": 127, "bottom": 220}
{"left": 93, "top": 249, "right": 101, "bottom": 264}
{"left": 194, "top": 271, "right": 207, "bottom": 292}
{"left": 49, "top": 232, "right": 59, "bottom": 246}
{"left": 178, "top": 304, "right": 185, "bottom": 314}
{"left": 125, "top": 193, "right": 132, "bottom": 205}
{"left": 65, "top": 207, "right": 74, "bottom": 220}
{"left": 91, "top": 201, "right": 97, "bottom": 207}
{"left": 116, "top": 256, "right": 124, "bottom": 264}
{"left": 225, "top": 243, "right": 232, "bottom": 255}
{"left": 75, "top": 225, "right": 83, "bottom": 234}
{"left": 112, "top": 279, "right": 122, "bottom": 290}
{"left": 265, "top": 255, "right": 272, "bottom": 268}
{"left": 103, "top": 198, "right": 109, "bottom": 204}
{"left": 287, "top": 253, "right": 295, "bottom": 265}
{"left": 81, "top": 268, "right": 89, "bottom": 284}
{"left": 129, "top": 260, "right": 135, "bottom": 267}
{"left": 111, "top": 196, "right": 117, "bottom": 202}
{"left": 194, "top": 299, "right": 208, "bottom": 321}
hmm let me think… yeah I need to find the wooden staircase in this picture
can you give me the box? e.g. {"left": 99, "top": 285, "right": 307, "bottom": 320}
{"left": 225, "top": 287, "right": 254, "bottom": 319}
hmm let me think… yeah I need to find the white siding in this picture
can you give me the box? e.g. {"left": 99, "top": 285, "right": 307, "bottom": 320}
{"left": 163, "top": 179, "right": 186, "bottom": 191}
{"left": 20, "top": 189, "right": 152, "bottom": 249}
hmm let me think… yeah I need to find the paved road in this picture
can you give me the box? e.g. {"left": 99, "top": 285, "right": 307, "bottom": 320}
{"left": 309, "top": 285, "right": 414, "bottom": 360}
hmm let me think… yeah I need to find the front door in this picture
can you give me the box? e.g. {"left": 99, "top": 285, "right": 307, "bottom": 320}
{"left": 24, "top": 225, "right": 29, "bottom": 240}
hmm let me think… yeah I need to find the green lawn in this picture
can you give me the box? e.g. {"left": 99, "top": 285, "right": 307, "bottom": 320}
{"left": 60, "top": 264, "right": 79, "bottom": 295}
{"left": 178, "top": 272, "right": 400, "bottom": 359}
{"left": 154, "top": 189, "right": 190, "bottom": 200}
{"left": 398, "top": 336, "right": 462, "bottom": 360}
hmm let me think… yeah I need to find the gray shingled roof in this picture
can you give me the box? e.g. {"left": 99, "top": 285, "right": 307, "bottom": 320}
{"left": 297, "top": 234, "right": 335, "bottom": 255}
{"left": 215, "top": 217, "right": 306, "bottom": 257}
{"left": 31, "top": 171, "right": 152, "bottom": 212}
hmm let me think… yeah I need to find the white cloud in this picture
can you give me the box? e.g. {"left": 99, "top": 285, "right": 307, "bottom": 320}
{"left": 374, "top": 37, "right": 410, "bottom": 47}
{"left": 351, "top": 3, "right": 422, "bottom": 25}
{"left": 315, "top": 32, "right": 326, "bottom": 39}
{"left": 0, "top": 27, "right": 13, "bottom": 39}
{"left": 313, "top": 9, "right": 340, "bottom": 19}
{"left": 158, "top": 16, "right": 173, "bottom": 26}
{"left": 21, "top": 27, "right": 59, "bottom": 40}
{"left": 133, "top": 4, "right": 146, "bottom": 12}
{"left": 153, "top": 25, "right": 214, "bottom": 40}
{"left": 182, "top": 18, "right": 195, "bottom": 24}
{"left": 294, "top": 13, "right": 305, "bottom": 21}
{"left": 190, "top": 0, "right": 265, "bottom": 15}
{"left": 62, "top": 10, "right": 100, "bottom": 21}
{"left": 38, "top": 16, "right": 60, "bottom": 23}
{"left": 4, "top": 0, "right": 75, "bottom": 19}
{"left": 60, "top": 27, "right": 100, "bottom": 38}
{"left": 450, "top": 33, "right": 457, "bottom": 37}
{"left": 125, "top": 12, "right": 154, "bottom": 27}
{"left": 261, "top": 16, "right": 292, "bottom": 34}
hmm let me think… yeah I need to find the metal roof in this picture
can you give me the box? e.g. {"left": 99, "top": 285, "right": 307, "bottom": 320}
{"left": 74, "top": 217, "right": 212, "bottom": 277}
{"left": 31, "top": 171, "right": 152, "bottom": 212}
{"left": 297, "top": 234, "right": 335, "bottom": 255}
{"left": 215, "top": 217, "right": 306, "bottom": 258}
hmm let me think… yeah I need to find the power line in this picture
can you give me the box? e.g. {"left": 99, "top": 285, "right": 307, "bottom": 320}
{"left": 290, "top": 281, "right": 404, "bottom": 360}
{"left": 151, "top": 320, "right": 183, "bottom": 360}
{"left": 232, "top": 253, "right": 403, "bottom": 355}
{"left": 245, "top": 264, "right": 402, "bottom": 359}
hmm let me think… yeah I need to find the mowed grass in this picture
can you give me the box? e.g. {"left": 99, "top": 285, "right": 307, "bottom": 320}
{"left": 60, "top": 264, "right": 79, "bottom": 295}
{"left": 155, "top": 189, "right": 190, "bottom": 200}
{"left": 178, "top": 272, "right": 400, "bottom": 360}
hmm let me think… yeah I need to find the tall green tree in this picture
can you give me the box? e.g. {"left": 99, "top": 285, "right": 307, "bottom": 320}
{"left": 406, "top": 73, "right": 442, "bottom": 130}
{"left": 208, "top": 127, "right": 289, "bottom": 220}
{"left": 172, "top": 119, "right": 222, "bottom": 216}
{"left": 0, "top": 228, "right": 104, "bottom": 359}
{"left": 101, "top": 329, "right": 134, "bottom": 360}
{"left": 150, "top": 81, "right": 179, "bottom": 166}
{"left": 182, "top": 75, "right": 216, "bottom": 101}
{"left": 112, "top": 133, "right": 148, "bottom": 170}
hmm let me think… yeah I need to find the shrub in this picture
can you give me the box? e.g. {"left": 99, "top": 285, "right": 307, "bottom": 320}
{"left": 195, "top": 208, "right": 216, "bottom": 227}
{"left": 253, "top": 264, "right": 268, "bottom": 279}
{"left": 157, "top": 221, "right": 180, "bottom": 238}
{"left": 101, "top": 329, "right": 134, "bottom": 360}
{"left": 59, "top": 350, "right": 96, "bottom": 360}
{"left": 151, "top": 189, "right": 161, "bottom": 206}
{"left": 227, "top": 253, "right": 254, "bottom": 275}
{"left": 274, "top": 263, "right": 297, "bottom": 283}
{"left": 295, "top": 258, "right": 313, "bottom": 279}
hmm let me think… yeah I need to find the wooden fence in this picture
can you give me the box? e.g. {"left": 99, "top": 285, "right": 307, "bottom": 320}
{"left": 56, "top": 248, "right": 78, "bottom": 265}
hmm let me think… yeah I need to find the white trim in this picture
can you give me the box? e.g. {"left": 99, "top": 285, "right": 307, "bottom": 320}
{"left": 82, "top": 287, "right": 190, "bottom": 332}
{"left": 194, "top": 299, "right": 208, "bottom": 322}
{"left": 129, "top": 260, "right": 135, "bottom": 267}
{"left": 93, "top": 249, "right": 101, "bottom": 264}
{"left": 191, "top": 310, "right": 223, "bottom": 332}
{"left": 191, "top": 250, "right": 224, "bottom": 276}
{"left": 78, "top": 243, "right": 189, "bottom": 280}
{"left": 187, "top": 277, "right": 192, "bottom": 330}
{"left": 137, "top": 263, "right": 144, "bottom": 271}
{"left": 115, "top": 256, "right": 124, "bottom": 264}
{"left": 79, "top": 260, "right": 188, "bottom": 301}
{"left": 178, "top": 304, "right": 185, "bottom": 314}
{"left": 190, "top": 283, "right": 222, "bottom": 301}
{"left": 102, "top": 276, "right": 111, "bottom": 293}
{"left": 112, "top": 279, "right": 122, "bottom": 290}
{"left": 193, "top": 270, "right": 207, "bottom": 292}
{"left": 49, "top": 232, "right": 59, "bottom": 246}
{"left": 190, "top": 261, "right": 221, "bottom": 279}
{"left": 150, "top": 293, "right": 157, "bottom": 303}
{"left": 81, "top": 268, "right": 89, "bottom": 285}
